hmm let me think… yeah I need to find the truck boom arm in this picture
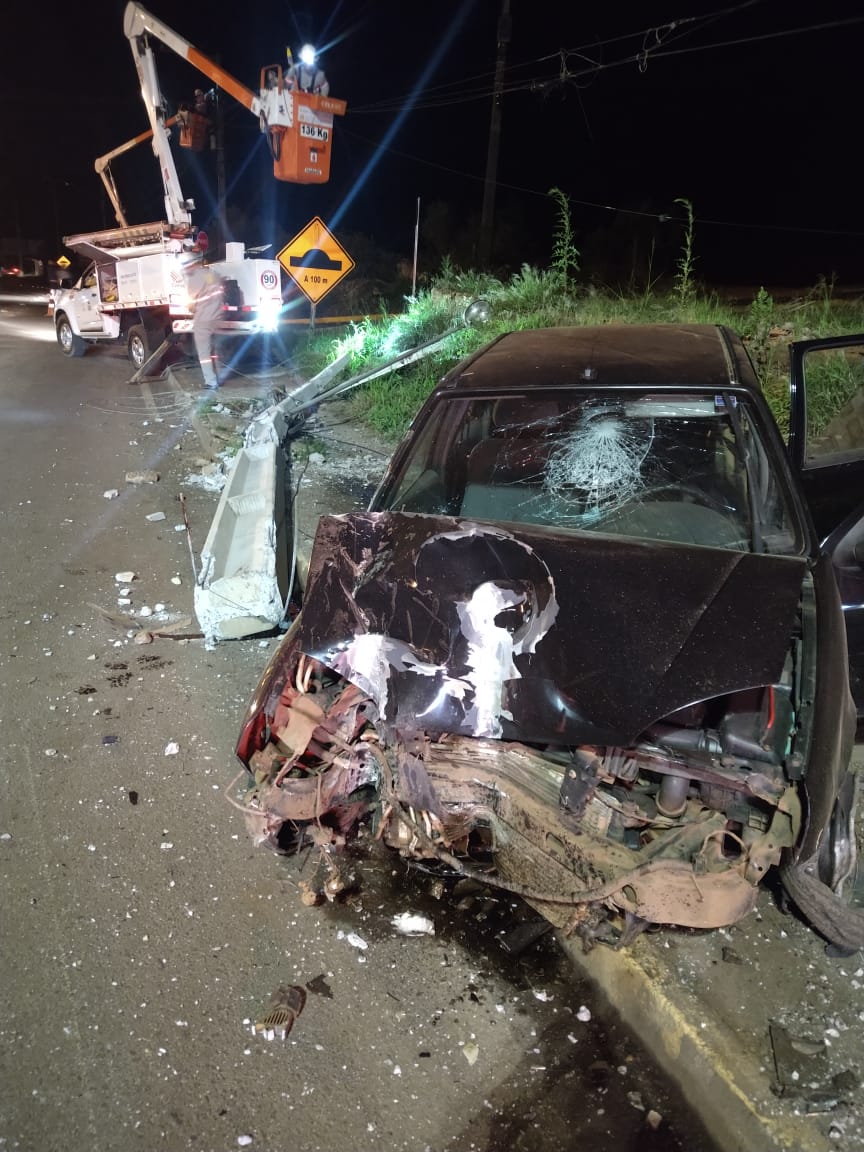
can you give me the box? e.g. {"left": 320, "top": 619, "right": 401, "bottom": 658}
{"left": 123, "top": 4, "right": 263, "bottom": 119}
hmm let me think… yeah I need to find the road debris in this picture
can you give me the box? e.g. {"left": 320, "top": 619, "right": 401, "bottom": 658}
{"left": 164, "top": 741, "right": 180, "bottom": 756}
{"left": 463, "top": 1040, "right": 479, "bottom": 1065}
{"left": 125, "top": 470, "right": 159, "bottom": 485}
{"left": 103, "top": 489, "right": 119, "bottom": 499}
{"left": 391, "top": 912, "right": 435, "bottom": 936}
{"left": 114, "top": 571, "right": 136, "bottom": 583}
{"left": 768, "top": 1021, "right": 852, "bottom": 1110}
{"left": 337, "top": 930, "right": 368, "bottom": 951}
{"left": 252, "top": 984, "right": 306, "bottom": 1041}
{"left": 145, "top": 511, "right": 166, "bottom": 522}
{"left": 305, "top": 974, "right": 333, "bottom": 999}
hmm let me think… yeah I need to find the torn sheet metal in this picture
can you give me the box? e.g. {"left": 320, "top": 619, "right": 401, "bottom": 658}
{"left": 294, "top": 510, "right": 807, "bottom": 747}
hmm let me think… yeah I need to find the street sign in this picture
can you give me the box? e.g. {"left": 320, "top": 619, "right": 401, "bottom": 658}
{"left": 57, "top": 255, "right": 71, "bottom": 268}
{"left": 277, "top": 217, "right": 354, "bottom": 305}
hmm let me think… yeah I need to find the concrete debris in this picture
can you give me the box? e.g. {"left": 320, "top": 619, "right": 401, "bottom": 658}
{"left": 463, "top": 1041, "right": 479, "bottom": 1065}
{"left": 391, "top": 912, "right": 435, "bottom": 936}
{"left": 576, "top": 1005, "right": 591, "bottom": 1022}
{"left": 163, "top": 741, "right": 180, "bottom": 756}
{"left": 114, "top": 571, "right": 136, "bottom": 583}
{"left": 125, "top": 470, "right": 160, "bottom": 485}
{"left": 145, "top": 511, "right": 166, "bottom": 522}
{"left": 103, "top": 489, "right": 119, "bottom": 499}
{"left": 646, "top": 1110, "right": 663, "bottom": 1129}
{"left": 337, "top": 930, "right": 368, "bottom": 951}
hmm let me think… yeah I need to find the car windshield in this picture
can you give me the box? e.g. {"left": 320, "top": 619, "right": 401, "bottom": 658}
{"left": 376, "top": 390, "right": 802, "bottom": 554}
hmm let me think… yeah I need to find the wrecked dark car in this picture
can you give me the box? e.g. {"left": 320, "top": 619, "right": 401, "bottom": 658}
{"left": 236, "top": 323, "right": 864, "bottom": 952}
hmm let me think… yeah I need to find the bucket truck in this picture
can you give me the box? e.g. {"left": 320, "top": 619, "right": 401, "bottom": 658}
{"left": 52, "top": 3, "right": 345, "bottom": 372}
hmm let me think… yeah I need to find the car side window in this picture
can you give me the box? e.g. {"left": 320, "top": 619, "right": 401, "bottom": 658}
{"left": 82, "top": 267, "right": 97, "bottom": 290}
{"left": 802, "top": 342, "right": 864, "bottom": 464}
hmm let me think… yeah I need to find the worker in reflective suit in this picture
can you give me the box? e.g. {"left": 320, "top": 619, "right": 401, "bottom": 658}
{"left": 184, "top": 250, "right": 223, "bottom": 389}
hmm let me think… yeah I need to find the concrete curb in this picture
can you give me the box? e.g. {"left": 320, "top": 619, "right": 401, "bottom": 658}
{"left": 559, "top": 933, "right": 834, "bottom": 1152}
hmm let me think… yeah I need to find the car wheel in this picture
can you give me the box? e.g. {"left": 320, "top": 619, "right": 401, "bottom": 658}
{"left": 56, "top": 314, "right": 86, "bottom": 358}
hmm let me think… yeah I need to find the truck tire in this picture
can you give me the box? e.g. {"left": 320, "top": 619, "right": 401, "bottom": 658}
{"left": 56, "top": 313, "right": 86, "bottom": 358}
{"left": 127, "top": 324, "right": 151, "bottom": 371}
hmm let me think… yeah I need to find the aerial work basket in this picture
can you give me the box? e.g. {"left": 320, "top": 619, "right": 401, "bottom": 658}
{"left": 177, "top": 110, "right": 212, "bottom": 151}
{"left": 258, "top": 68, "right": 346, "bottom": 185}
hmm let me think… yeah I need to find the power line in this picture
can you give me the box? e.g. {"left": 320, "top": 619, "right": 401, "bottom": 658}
{"left": 339, "top": 126, "right": 864, "bottom": 240}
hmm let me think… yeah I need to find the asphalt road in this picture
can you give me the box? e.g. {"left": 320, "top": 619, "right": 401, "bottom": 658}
{"left": 0, "top": 304, "right": 719, "bottom": 1152}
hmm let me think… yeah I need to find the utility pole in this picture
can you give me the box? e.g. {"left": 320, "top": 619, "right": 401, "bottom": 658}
{"left": 479, "top": 0, "right": 511, "bottom": 267}
{"left": 214, "top": 90, "right": 227, "bottom": 258}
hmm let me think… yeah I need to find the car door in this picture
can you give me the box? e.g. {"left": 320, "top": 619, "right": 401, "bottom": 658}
{"left": 71, "top": 263, "right": 105, "bottom": 332}
{"left": 788, "top": 333, "right": 864, "bottom": 712}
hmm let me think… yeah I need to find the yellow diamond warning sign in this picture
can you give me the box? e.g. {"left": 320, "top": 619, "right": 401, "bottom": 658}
{"left": 277, "top": 217, "right": 354, "bottom": 305}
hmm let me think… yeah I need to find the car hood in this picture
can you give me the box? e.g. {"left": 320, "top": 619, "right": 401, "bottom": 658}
{"left": 296, "top": 512, "right": 808, "bottom": 746}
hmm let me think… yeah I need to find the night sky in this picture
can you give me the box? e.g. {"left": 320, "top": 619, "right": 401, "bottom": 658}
{"left": 3, "top": 0, "right": 862, "bottom": 288}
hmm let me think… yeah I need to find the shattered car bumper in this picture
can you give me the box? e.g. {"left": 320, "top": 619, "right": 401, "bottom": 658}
{"left": 234, "top": 510, "right": 854, "bottom": 945}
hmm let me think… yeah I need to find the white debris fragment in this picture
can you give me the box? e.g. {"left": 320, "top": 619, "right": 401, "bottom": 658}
{"left": 237, "top": 1137, "right": 253, "bottom": 1148}
{"left": 646, "top": 1110, "right": 663, "bottom": 1130}
{"left": 164, "top": 741, "right": 180, "bottom": 756}
{"left": 154, "top": 602, "right": 166, "bottom": 613}
{"left": 125, "top": 469, "right": 159, "bottom": 485}
{"left": 138, "top": 606, "right": 153, "bottom": 618}
{"left": 145, "top": 511, "right": 166, "bottom": 523}
{"left": 532, "top": 990, "right": 553, "bottom": 1003}
{"left": 463, "top": 1042, "right": 479, "bottom": 1066}
{"left": 117, "top": 598, "right": 132, "bottom": 607}
{"left": 171, "top": 576, "right": 182, "bottom": 586}
{"left": 0, "top": 832, "right": 11, "bottom": 841}
{"left": 174, "top": 524, "right": 186, "bottom": 533}
{"left": 103, "top": 489, "right": 119, "bottom": 500}
{"left": 44, "top": 748, "right": 58, "bottom": 757}
{"left": 308, "top": 452, "right": 325, "bottom": 464}
{"left": 391, "top": 912, "right": 435, "bottom": 936}
{"left": 336, "top": 930, "right": 368, "bottom": 951}
{"left": 115, "top": 571, "right": 136, "bottom": 583}
{"left": 576, "top": 1006, "right": 591, "bottom": 1022}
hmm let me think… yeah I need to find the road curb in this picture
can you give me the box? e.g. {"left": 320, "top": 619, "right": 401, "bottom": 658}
{"left": 559, "top": 933, "right": 834, "bottom": 1152}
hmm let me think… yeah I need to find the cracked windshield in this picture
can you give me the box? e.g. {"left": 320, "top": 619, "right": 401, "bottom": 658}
{"left": 386, "top": 390, "right": 800, "bottom": 554}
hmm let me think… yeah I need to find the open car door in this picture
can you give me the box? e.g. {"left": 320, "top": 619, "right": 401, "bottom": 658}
{"left": 788, "top": 333, "right": 864, "bottom": 714}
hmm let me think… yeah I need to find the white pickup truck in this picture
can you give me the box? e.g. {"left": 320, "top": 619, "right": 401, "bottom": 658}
{"left": 52, "top": 227, "right": 283, "bottom": 372}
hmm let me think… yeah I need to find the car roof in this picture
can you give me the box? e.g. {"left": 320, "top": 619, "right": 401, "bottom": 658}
{"left": 439, "top": 323, "right": 759, "bottom": 394}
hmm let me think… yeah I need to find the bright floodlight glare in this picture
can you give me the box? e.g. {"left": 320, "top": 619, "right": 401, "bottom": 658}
{"left": 258, "top": 297, "right": 282, "bottom": 333}
{"left": 299, "top": 44, "right": 317, "bottom": 67}
{"left": 464, "top": 298, "right": 491, "bottom": 327}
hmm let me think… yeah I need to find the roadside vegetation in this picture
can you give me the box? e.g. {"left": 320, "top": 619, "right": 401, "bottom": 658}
{"left": 297, "top": 191, "right": 864, "bottom": 442}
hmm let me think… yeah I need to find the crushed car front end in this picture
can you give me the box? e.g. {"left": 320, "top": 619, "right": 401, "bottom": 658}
{"left": 235, "top": 325, "right": 860, "bottom": 949}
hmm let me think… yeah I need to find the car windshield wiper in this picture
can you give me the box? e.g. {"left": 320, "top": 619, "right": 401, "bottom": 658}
{"left": 723, "top": 391, "right": 764, "bottom": 553}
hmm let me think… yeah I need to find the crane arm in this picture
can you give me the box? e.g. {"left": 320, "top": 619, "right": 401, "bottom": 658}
{"left": 94, "top": 117, "right": 179, "bottom": 228}
{"left": 123, "top": 3, "right": 263, "bottom": 117}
